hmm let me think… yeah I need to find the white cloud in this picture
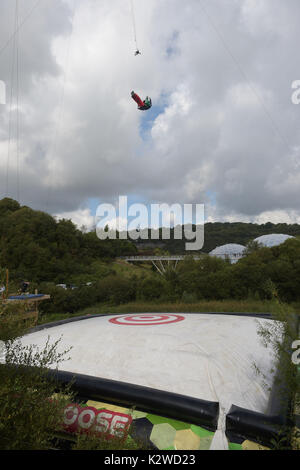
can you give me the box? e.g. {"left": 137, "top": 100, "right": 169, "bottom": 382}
{"left": 55, "top": 207, "right": 95, "bottom": 230}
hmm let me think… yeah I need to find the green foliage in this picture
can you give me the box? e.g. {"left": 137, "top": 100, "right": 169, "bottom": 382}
{"left": 71, "top": 430, "right": 142, "bottom": 451}
{"left": 0, "top": 297, "right": 75, "bottom": 450}
{"left": 38, "top": 276, "right": 138, "bottom": 315}
{"left": 257, "top": 298, "right": 299, "bottom": 400}
{"left": 0, "top": 311, "right": 74, "bottom": 450}
{"left": 169, "top": 239, "right": 300, "bottom": 303}
{"left": 181, "top": 291, "right": 198, "bottom": 303}
{"left": 0, "top": 198, "right": 20, "bottom": 217}
{"left": 137, "top": 277, "right": 166, "bottom": 301}
{"left": 0, "top": 198, "right": 137, "bottom": 284}
{"left": 35, "top": 237, "right": 300, "bottom": 317}
{"left": 0, "top": 301, "right": 33, "bottom": 341}
{"left": 254, "top": 291, "right": 300, "bottom": 449}
{"left": 1, "top": 198, "right": 300, "bottom": 316}
{"left": 135, "top": 221, "right": 300, "bottom": 254}
{"left": 0, "top": 366, "right": 72, "bottom": 450}
{"left": 96, "top": 276, "right": 137, "bottom": 305}
{"left": 39, "top": 285, "right": 98, "bottom": 315}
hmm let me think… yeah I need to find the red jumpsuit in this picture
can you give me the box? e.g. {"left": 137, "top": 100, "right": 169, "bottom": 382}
{"left": 131, "top": 91, "right": 145, "bottom": 109}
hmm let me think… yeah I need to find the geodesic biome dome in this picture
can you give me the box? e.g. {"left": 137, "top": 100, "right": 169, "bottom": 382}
{"left": 253, "top": 234, "right": 295, "bottom": 248}
{"left": 209, "top": 244, "right": 246, "bottom": 264}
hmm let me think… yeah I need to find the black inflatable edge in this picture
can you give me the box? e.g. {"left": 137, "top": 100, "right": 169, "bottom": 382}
{"left": 28, "top": 314, "right": 108, "bottom": 333}
{"left": 226, "top": 404, "right": 287, "bottom": 448}
{"left": 29, "top": 311, "right": 273, "bottom": 334}
{"left": 48, "top": 369, "right": 219, "bottom": 432}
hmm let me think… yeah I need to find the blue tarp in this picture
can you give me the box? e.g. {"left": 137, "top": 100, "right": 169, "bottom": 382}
{"left": 8, "top": 294, "right": 45, "bottom": 300}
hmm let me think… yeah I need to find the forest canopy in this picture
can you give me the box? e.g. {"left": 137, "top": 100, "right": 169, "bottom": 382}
{"left": 0, "top": 198, "right": 137, "bottom": 283}
{"left": 1, "top": 198, "right": 300, "bottom": 310}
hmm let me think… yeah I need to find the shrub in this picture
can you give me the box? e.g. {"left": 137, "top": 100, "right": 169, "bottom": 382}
{"left": 137, "top": 277, "right": 166, "bottom": 301}
{"left": 0, "top": 301, "right": 74, "bottom": 450}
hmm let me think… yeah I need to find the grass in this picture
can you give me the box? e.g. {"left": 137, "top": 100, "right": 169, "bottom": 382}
{"left": 37, "top": 299, "right": 300, "bottom": 326}
{"left": 76, "top": 298, "right": 296, "bottom": 315}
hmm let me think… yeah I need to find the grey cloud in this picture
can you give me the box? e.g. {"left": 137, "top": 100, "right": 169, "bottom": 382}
{"left": 0, "top": 0, "right": 300, "bottom": 224}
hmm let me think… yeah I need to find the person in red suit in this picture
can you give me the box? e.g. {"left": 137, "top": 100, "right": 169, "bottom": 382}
{"left": 131, "top": 91, "right": 152, "bottom": 110}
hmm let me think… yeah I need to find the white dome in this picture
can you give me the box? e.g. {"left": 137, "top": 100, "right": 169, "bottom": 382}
{"left": 254, "top": 234, "right": 294, "bottom": 248}
{"left": 209, "top": 244, "right": 246, "bottom": 263}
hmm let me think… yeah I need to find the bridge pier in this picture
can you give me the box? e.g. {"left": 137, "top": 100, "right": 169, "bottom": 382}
{"left": 121, "top": 255, "right": 202, "bottom": 275}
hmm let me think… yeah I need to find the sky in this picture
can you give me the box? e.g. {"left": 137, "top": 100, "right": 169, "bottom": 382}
{"left": 0, "top": 0, "right": 300, "bottom": 230}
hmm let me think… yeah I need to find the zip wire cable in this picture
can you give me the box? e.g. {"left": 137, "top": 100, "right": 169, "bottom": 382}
{"left": 0, "top": 0, "right": 44, "bottom": 59}
{"left": 45, "top": 0, "right": 77, "bottom": 213}
{"left": 129, "top": 0, "right": 140, "bottom": 53}
{"left": 5, "top": 0, "right": 19, "bottom": 199}
{"left": 16, "top": 0, "right": 21, "bottom": 203}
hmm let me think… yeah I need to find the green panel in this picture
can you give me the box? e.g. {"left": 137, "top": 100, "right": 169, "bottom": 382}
{"left": 190, "top": 424, "right": 214, "bottom": 438}
{"left": 150, "top": 423, "right": 177, "bottom": 450}
{"left": 146, "top": 414, "right": 190, "bottom": 430}
{"left": 198, "top": 437, "right": 214, "bottom": 450}
{"left": 228, "top": 442, "right": 243, "bottom": 450}
{"left": 130, "top": 410, "right": 148, "bottom": 420}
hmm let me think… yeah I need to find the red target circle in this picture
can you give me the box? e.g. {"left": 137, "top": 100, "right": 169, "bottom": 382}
{"left": 109, "top": 314, "right": 185, "bottom": 326}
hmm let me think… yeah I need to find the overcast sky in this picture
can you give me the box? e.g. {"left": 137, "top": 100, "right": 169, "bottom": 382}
{"left": 0, "top": 0, "right": 300, "bottom": 229}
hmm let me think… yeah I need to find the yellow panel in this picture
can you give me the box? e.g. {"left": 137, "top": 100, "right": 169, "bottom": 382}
{"left": 174, "top": 429, "right": 201, "bottom": 450}
{"left": 242, "top": 440, "right": 269, "bottom": 451}
{"left": 86, "top": 400, "right": 129, "bottom": 414}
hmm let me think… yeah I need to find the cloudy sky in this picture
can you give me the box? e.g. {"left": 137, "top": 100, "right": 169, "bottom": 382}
{"left": 0, "top": 0, "right": 300, "bottom": 229}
